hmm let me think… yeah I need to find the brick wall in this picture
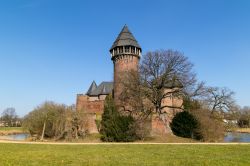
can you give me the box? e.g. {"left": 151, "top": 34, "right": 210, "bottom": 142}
{"left": 151, "top": 90, "right": 183, "bottom": 135}
{"left": 76, "top": 94, "right": 105, "bottom": 133}
{"left": 113, "top": 55, "right": 139, "bottom": 105}
{"left": 76, "top": 95, "right": 104, "bottom": 114}
{"left": 76, "top": 90, "right": 183, "bottom": 135}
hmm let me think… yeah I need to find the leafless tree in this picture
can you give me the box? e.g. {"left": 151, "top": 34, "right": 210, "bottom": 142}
{"left": 204, "top": 87, "right": 235, "bottom": 115}
{"left": 1, "top": 107, "right": 18, "bottom": 127}
{"left": 120, "top": 50, "right": 198, "bottom": 119}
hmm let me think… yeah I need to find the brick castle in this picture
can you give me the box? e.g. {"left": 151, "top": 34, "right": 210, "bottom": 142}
{"left": 76, "top": 25, "right": 182, "bottom": 134}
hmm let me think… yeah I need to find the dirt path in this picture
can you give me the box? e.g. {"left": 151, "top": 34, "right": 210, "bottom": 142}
{"left": 0, "top": 139, "right": 250, "bottom": 145}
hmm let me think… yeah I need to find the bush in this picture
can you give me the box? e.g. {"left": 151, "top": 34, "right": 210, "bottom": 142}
{"left": 238, "top": 118, "right": 250, "bottom": 128}
{"left": 170, "top": 111, "right": 202, "bottom": 140}
{"left": 22, "top": 102, "right": 88, "bottom": 140}
{"left": 190, "top": 109, "right": 225, "bottom": 142}
{"left": 23, "top": 102, "right": 64, "bottom": 139}
{"left": 183, "top": 98, "right": 225, "bottom": 142}
{"left": 100, "top": 95, "right": 138, "bottom": 142}
{"left": 134, "top": 120, "right": 151, "bottom": 140}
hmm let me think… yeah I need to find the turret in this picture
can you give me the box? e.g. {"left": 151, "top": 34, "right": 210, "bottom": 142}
{"left": 110, "top": 25, "right": 141, "bottom": 104}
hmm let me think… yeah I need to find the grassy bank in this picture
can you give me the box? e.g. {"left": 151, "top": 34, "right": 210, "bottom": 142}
{"left": 0, "top": 127, "right": 26, "bottom": 135}
{"left": 0, "top": 143, "right": 249, "bottom": 166}
{"left": 21, "top": 133, "right": 197, "bottom": 143}
{"left": 69, "top": 133, "right": 197, "bottom": 143}
{"left": 234, "top": 128, "right": 250, "bottom": 133}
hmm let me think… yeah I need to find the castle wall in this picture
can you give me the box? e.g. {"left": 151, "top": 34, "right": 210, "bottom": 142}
{"left": 76, "top": 94, "right": 105, "bottom": 133}
{"left": 76, "top": 95, "right": 105, "bottom": 114}
{"left": 98, "top": 94, "right": 107, "bottom": 101}
{"left": 88, "top": 96, "right": 99, "bottom": 101}
{"left": 76, "top": 88, "right": 183, "bottom": 135}
{"left": 151, "top": 89, "right": 183, "bottom": 135}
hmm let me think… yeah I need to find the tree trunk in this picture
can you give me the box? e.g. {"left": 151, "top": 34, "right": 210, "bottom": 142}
{"left": 75, "top": 127, "right": 78, "bottom": 139}
{"left": 41, "top": 120, "right": 46, "bottom": 141}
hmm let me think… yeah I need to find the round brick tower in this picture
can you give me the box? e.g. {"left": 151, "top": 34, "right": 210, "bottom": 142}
{"left": 109, "top": 25, "right": 142, "bottom": 105}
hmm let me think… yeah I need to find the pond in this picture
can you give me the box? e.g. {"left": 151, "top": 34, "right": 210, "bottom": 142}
{"left": 1, "top": 132, "right": 250, "bottom": 142}
{"left": 0, "top": 133, "right": 29, "bottom": 141}
{"left": 224, "top": 132, "right": 250, "bottom": 142}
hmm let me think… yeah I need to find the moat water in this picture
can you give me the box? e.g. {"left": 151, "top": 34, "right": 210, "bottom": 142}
{"left": 224, "top": 132, "right": 250, "bottom": 142}
{"left": 0, "top": 132, "right": 250, "bottom": 142}
{"left": 0, "top": 133, "right": 29, "bottom": 141}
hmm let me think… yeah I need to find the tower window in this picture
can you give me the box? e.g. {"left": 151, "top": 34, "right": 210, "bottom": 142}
{"left": 119, "top": 47, "right": 123, "bottom": 53}
{"left": 136, "top": 48, "right": 139, "bottom": 54}
{"left": 131, "top": 47, "right": 135, "bottom": 53}
{"left": 125, "top": 46, "right": 129, "bottom": 53}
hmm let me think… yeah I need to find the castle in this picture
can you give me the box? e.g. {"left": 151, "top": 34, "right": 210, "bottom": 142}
{"left": 76, "top": 25, "right": 182, "bottom": 134}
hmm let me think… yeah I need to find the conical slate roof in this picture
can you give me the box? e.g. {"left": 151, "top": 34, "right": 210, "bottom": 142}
{"left": 110, "top": 25, "right": 141, "bottom": 51}
{"left": 86, "top": 81, "right": 97, "bottom": 95}
{"left": 86, "top": 82, "right": 113, "bottom": 96}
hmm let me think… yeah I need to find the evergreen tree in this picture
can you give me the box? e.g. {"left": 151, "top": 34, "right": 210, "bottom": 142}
{"left": 100, "top": 95, "right": 137, "bottom": 142}
{"left": 170, "top": 111, "right": 202, "bottom": 140}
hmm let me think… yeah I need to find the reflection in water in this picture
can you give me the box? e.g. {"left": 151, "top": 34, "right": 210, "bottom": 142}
{"left": 0, "top": 133, "right": 29, "bottom": 141}
{"left": 224, "top": 132, "right": 250, "bottom": 142}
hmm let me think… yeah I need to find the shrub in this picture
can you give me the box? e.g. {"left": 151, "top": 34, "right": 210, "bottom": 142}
{"left": 170, "top": 111, "right": 202, "bottom": 140}
{"left": 190, "top": 109, "right": 225, "bottom": 142}
{"left": 134, "top": 120, "right": 151, "bottom": 140}
{"left": 100, "top": 95, "right": 138, "bottom": 142}
{"left": 183, "top": 98, "right": 225, "bottom": 142}
{"left": 238, "top": 117, "right": 250, "bottom": 128}
{"left": 22, "top": 102, "right": 88, "bottom": 140}
{"left": 22, "top": 102, "right": 64, "bottom": 138}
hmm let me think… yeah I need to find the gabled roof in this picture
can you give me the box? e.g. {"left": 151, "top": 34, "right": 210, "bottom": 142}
{"left": 110, "top": 25, "right": 141, "bottom": 51}
{"left": 87, "top": 81, "right": 113, "bottom": 96}
{"left": 86, "top": 81, "right": 97, "bottom": 95}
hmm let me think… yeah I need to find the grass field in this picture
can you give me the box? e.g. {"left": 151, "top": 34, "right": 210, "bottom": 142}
{"left": 0, "top": 143, "right": 249, "bottom": 166}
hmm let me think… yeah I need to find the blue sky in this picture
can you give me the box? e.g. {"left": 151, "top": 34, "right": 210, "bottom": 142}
{"left": 0, "top": 0, "right": 249, "bottom": 116}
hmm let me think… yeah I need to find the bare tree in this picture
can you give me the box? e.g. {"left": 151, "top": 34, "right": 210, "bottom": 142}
{"left": 120, "top": 50, "right": 198, "bottom": 120}
{"left": 204, "top": 87, "right": 235, "bottom": 115}
{"left": 1, "top": 108, "right": 18, "bottom": 127}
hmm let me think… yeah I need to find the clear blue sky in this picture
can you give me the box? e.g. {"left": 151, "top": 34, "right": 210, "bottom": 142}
{"left": 0, "top": 0, "right": 249, "bottom": 116}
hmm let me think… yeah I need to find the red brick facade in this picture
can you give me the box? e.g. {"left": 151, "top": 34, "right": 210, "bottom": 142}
{"left": 76, "top": 95, "right": 104, "bottom": 114}
{"left": 76, "top": 95, "right": 105, "bottom": 133}
{"left": 113, "top": 55, "right": 139, "bottom": 105}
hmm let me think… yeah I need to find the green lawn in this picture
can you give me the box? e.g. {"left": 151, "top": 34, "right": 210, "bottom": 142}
{"left": 0, "top": 144, "right": 249, "bottom": 166}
